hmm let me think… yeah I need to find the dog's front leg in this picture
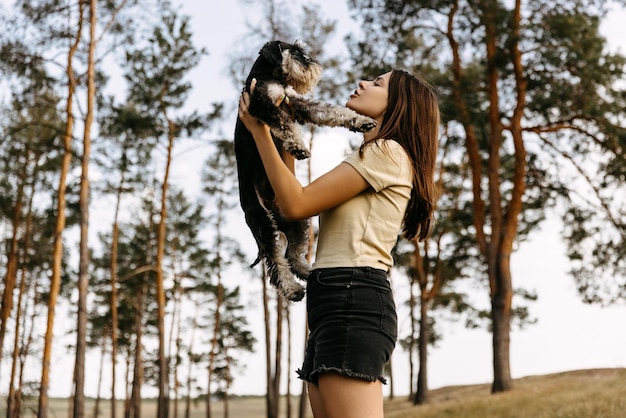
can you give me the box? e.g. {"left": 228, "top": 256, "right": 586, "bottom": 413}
{"left": 288, "top": 97, "right": 378, "bottom": 132}
{"left": 269, "top": 121, "right": 310, "bottom": 160}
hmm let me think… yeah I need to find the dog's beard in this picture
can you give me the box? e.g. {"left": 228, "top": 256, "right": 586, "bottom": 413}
{"left": 282, "top": 52, "right": 322, "bottom": 94}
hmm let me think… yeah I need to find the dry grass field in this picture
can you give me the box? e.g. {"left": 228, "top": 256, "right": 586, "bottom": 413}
{"left": 384, "top": 368, "right": 626, "bottom": 418}
{"left": 0, "top": 395, "right": 311, "bottom": 418}
{"left": 2, "top": 368, "right": 624, "bottom": 417}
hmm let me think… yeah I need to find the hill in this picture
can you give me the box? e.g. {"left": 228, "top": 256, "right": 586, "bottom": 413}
{"left": 384, "top": 368, "right": 626, "bottom": 418}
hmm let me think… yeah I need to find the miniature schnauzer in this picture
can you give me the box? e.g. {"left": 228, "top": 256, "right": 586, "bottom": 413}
{"left": 234, "top": 40, "right": 377, "bottom": 301}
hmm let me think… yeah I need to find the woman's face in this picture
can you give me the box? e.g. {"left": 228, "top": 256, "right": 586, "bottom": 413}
{"left": 346, "top": 71, "right": 391, "bottom": 120}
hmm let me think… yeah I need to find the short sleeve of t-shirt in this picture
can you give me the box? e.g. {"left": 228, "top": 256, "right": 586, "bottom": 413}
{"left": 343, "top": 140, "right": 411, "bottom": 192}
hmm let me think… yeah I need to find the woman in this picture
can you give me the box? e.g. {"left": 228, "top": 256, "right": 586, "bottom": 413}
{"left": 238, "top": 69, "right": 440, "bottom": 418}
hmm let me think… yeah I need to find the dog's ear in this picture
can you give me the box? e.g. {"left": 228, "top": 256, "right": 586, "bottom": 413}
{"left": 260, "top": 40, "right": 284, "bottom": 66}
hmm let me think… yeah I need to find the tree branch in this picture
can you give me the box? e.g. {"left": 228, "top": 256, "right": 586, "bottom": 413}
{"left": 537, "top": 134, "right": 624, "bottom": 236}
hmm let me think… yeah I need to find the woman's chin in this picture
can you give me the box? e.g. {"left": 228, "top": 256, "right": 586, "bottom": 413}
{"left": 346, "top": 102, "right": 360, "bottom": 113}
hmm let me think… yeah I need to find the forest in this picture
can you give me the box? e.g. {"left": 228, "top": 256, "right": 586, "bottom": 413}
{"left": 0, "top": 0, "right": 625, "bottom": 418}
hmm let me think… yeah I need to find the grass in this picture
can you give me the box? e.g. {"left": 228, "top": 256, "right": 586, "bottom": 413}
{"left": 2, "top": 369, "right": 624, "bottom": 417}
{"left": 0, "top": 395, "right": 310, "bottom": 418}
{"left": 384, "top": 368, "right": 626, "bottom": 418}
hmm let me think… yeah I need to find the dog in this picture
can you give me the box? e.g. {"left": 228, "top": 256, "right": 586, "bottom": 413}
{"left": 234, "top": 40, "right": 377, "bottom": 301}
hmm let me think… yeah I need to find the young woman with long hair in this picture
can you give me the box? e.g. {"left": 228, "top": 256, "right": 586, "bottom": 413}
{"left": 239, "top": 69, "right": 440, "bottom": 418}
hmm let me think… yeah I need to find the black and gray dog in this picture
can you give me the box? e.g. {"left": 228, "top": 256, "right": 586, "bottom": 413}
{"left": 234, "top": 40, "right": 377, "bottom": 301}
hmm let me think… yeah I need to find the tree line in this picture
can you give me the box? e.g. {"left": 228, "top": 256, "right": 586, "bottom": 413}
{"left": 0, "top": 0, "right": 625, "bottom": 418}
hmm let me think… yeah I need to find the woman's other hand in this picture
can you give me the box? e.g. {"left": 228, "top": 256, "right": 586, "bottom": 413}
{"left": 238, "top": 79, "right": 270, "bottom": 137}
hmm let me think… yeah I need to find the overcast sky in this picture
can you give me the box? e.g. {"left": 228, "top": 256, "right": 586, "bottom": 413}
{"left": 1, "top": 0, "right": 623, "bottom": 399}
{"left": 171, "top": 0, "right": 626, "bottom": 396}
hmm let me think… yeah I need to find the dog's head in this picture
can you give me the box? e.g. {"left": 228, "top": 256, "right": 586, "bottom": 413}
{"left": 252, "top": 40, "right": 322, "bottom": 94}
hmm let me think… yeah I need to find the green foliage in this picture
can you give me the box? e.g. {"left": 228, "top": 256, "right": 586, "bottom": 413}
{"left": 346, "top": 0, "right": 626, "bottom": 307}
{"left": 124, "top": 10, "right": 206, "bottom": 116}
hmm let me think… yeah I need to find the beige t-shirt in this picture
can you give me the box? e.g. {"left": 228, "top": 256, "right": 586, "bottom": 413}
{"left": 312, "top": 139, "right": 413, "bottom": 272}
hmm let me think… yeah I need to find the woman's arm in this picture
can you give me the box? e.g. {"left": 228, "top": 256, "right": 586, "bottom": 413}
{"left": 281, "top": 148, "right": 295, "bottom": 174}
{"left": 238, "top": 90, "right": 369, "bottom": 221}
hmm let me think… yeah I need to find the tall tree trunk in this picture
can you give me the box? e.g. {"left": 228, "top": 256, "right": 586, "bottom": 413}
{"left": 184, "top": 311, "right": 198, "bottom": 418}
{"left": 206, "top": 281, "right": 223, "bottom": 418}
{"left": 123, "top": 348, "right": 132, "bottom": 417}
{"left": 286, "top": 306, "right": 292, "bottom": 418}
{"left": 171, "top": 280, "right": 183, "bottom": 418}
{"left": 262, "top": 270, "right": 273, "bottom": 418}
{"left": 8, "top": 154, "right": 38, "bottom": 418}
{"left": 297, "top": 318, "right": 309, "bottom": 418}
{"left": 298, "top": 132, "right": 316, "bottom": 418}
{"left": 414, "top": 293, "right": 430, "bottom": 404}
{"left": 38, "top": 3, "right": 83, "bottom": 416}
{"left": 16, "top": 283, "right": 36, "bottom": 417}
{"left": 110, "top": 218, "right": 120, "bottom": 418}
{"left": 270, "top": 295, "right": 283, "bottom": 418}
{"left": 297, "top": 311, "right": 309, "bottom": 418}
{"left": 407, "top": 278, "right": 416, "bottom": 401}
{"left": 446, "top": 1, "right": 516, "bottom": 393}
{"left": 15, "top": 274, "right": 38, "bottom": 418}
{"left": 413, "top": 243, "right": 431, "bottom": 404}
{"left": 490, "top": 264, "right": 513, "bottom": 392}
{"left": 223, "top": 349, "right": 231, "bottom": 418}
{"left": 6, "top": 273, "right": 23, "bottom": 418}
{"left": 7, "top": 235, "right": 28, "bottom": 418}
{"left": 491, "top": 0, "right": 526, "bottom": 393}
{"left": 128, "top": 280, "right": 146, "bottom": 418}
{"left": 125, "top": 280, "right": 149, "bottom": 418}
{"left": 156, "top": 117, "right": 177, "bottom": 418}
{"left": 5, "top": 158, "right": 34, "bottom": 418}
{"left": 0, "top": 169, "right": 24, "bottom": 367}
{"left": 111, "top": 172, "right": 129, "bottom": 418}
{"left": 482, "top": 0, "right": 528, "bottom": 393}
{"left": 93, "top": 336, "right": 107, "bottom": 418}
{"left": 110, "top": 179, "right": 126, "bottom": 418}
{"left": 206, "top": 218, "right": 225, "bottom": 418}
{"left": 483, "top": 2, "right": 511, "bottom": 393}
{"left": 73, "top": 2, "right": 97, "bottom": 417}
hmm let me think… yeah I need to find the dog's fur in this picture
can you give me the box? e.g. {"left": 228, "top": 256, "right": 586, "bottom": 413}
{"left": 234, "top": 40, "right": 377, "bottom": 301}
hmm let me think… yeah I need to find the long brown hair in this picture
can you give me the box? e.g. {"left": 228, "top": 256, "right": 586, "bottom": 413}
{"left": 360, "top": 69, "right": 440, "bottom": 241}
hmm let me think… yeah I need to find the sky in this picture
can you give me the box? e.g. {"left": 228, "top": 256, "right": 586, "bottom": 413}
{"left": 171, "top": 0, "right": 626, "bottom": 394}
{"left": 165, "top": 0, "right": 626, "bottom": 397}
{"left": 1, "top": 0, "right": 625, "bottom": 400}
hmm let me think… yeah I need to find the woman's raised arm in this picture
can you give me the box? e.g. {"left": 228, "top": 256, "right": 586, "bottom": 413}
{"left": 238, "top": 90, "right": 369, "bottom": 220}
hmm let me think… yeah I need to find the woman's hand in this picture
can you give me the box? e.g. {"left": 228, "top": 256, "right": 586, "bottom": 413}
{"left": 238, "top": 79, "right": 271, "bottom": 138}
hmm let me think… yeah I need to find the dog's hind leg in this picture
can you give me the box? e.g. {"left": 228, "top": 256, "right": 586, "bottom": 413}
{"left": 265, "top": 231, "right": 306, "bottom": 301}
{"left": 277, "top": 217, "right": 311, "bottom": 281}
{"left": 244, "top": 189, "right": 306, "bottom": 301}
{"left": 242, "top": 195, "right": 306, "bottom": 301}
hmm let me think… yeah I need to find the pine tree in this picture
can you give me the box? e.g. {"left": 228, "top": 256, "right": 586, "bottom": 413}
{"left": 346, "top": 0, "right": 626, "bottom": 393}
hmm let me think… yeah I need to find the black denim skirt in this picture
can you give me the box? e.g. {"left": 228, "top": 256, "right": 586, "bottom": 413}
{"left": 296, "top": 267, "right": 397, "bottom": 385}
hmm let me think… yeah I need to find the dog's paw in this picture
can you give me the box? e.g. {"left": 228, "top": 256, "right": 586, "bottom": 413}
{"left": 349, "top": 115, "right": 378, "bottom": 132}
{"left": 282, "top": 281, "right": 306, "bottom": 302}
{"left": 289, "top": 147, "right": 311, "bottom": 160}
{"left": 291, "top": 259, "right": 311, "bottom": 281}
